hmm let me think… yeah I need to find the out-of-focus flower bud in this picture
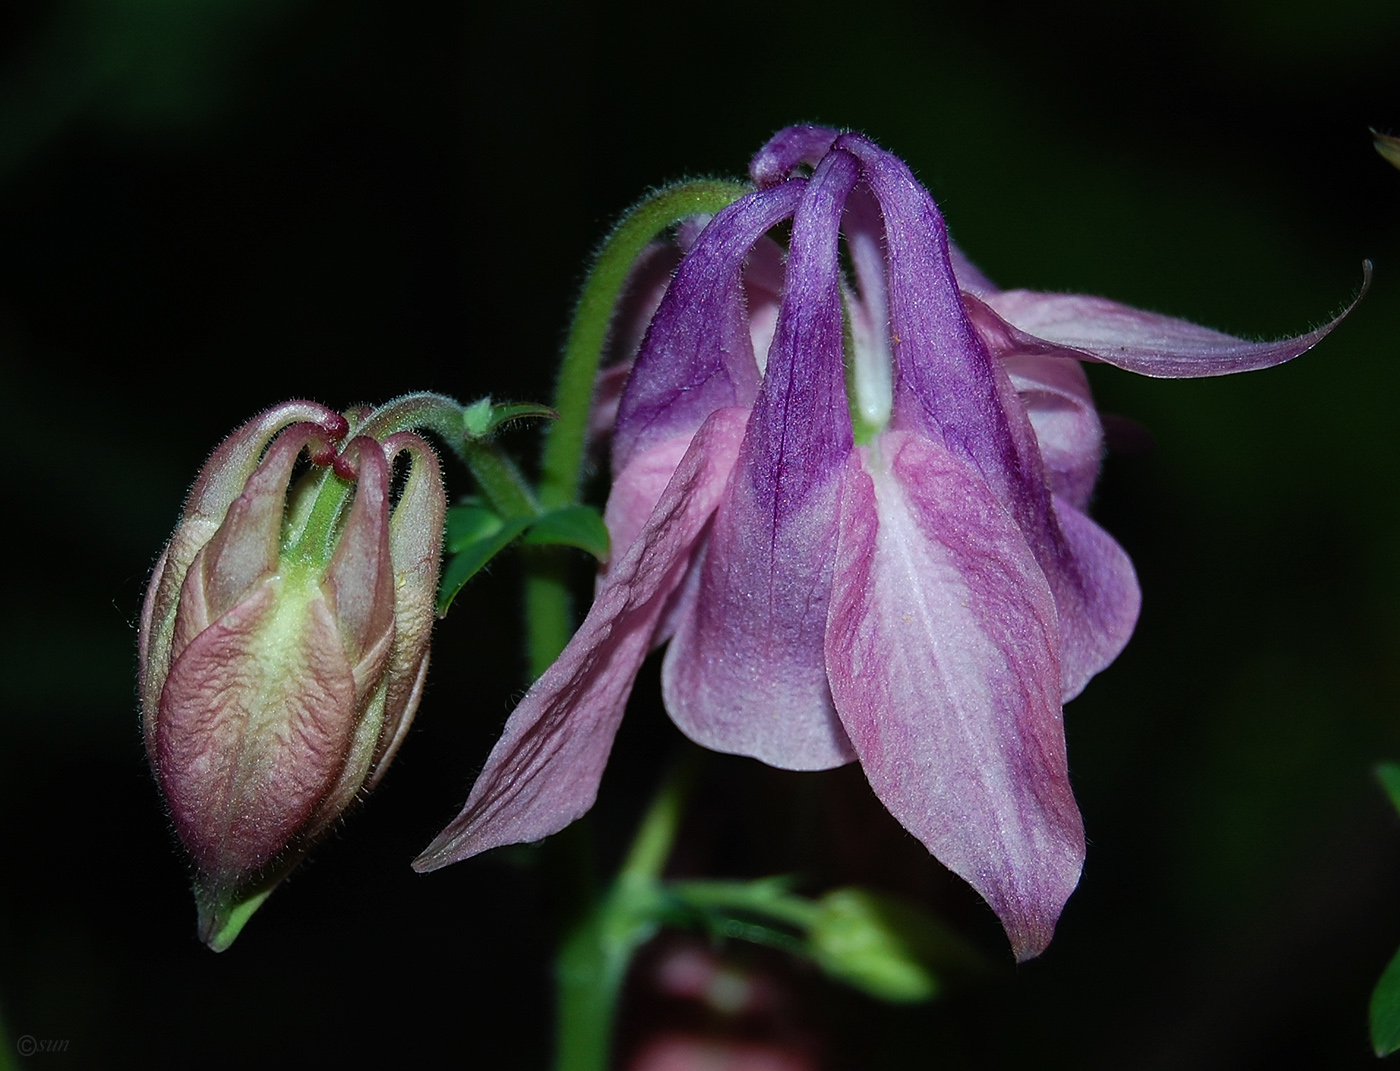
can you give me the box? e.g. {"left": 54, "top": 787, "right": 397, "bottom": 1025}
{"left": 139, "top": 401, "right": 445, "bottom": 950}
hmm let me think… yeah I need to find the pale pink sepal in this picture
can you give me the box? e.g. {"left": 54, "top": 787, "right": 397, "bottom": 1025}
{"left": 413, "top": 408, "right": 749, "bottom": 870}
{"left": 974, "top": 277, "right": 1365, "bottom": 378}
{"left": 826, "top": 434, "right": 1083, "bottom": 961}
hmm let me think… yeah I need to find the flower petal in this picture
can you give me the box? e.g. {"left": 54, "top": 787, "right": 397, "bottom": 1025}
{"left": 369, "top": 432, "right": 447, "bottom": 782}
{"left": 750, "top": 125, "right": 840, "bottom": 188}
{"left": 613, "top": 183, "right": 804, "bottom": 475}
{"left": 413, "top": 408, "right": 749, "bottom": 870}
{"left": 1002, "top": 354, "right": 1103, "bottom": 511}
{"left": 825, "top": 433, "right": 1084, "bottom": 961}
{"left": 662, "top": 150, "right": 860, "bottom": 772}
{"left": 975, "top": 273, "right": 1366, "bottom": 377}
{"left": 839, "top": 132, "right": 1135, "bottom": 701}
{"left": 1051, "top": 494, "right": 1140, "bottom": 701}
{"left": 140, "top": 403, "right": 346, "bottom": 721}
{"left": 157, "top": 579, "right": 357, "bottom": 885}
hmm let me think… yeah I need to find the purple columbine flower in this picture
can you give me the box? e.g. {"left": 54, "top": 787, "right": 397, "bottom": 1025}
{"left": 416, "top": 127, "right": 1356, "bottom": 959}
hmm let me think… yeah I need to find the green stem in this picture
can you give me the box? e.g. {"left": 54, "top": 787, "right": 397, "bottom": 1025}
{"left": 353, "top": 392, "right": 543, "bottom": 520}
{"left": 553, "top": 756, "right": 699, "bottom": 1071}
{"left": 463, "top": 440, "right": 539, "bottom": 521}
{"left": 353, "top": 391, "right": 474, "bottom": 464}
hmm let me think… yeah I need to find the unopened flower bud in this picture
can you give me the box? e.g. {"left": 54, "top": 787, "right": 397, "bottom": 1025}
{"left": 139, "top": 402, "right": 445, "bottom": 950}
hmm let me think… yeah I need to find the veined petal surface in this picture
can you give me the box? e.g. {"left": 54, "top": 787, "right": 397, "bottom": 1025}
{"left": 414, "top": 408, "right": 748, "bottom": 870}
{"left": 825, "top": 433, "right": 1083, "bottom": 961}
{"left": 662, "top": 150, "right": 859, "bottom": 772}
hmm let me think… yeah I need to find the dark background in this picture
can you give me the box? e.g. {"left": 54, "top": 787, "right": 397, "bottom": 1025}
{"left": 3, "top": 0, "right": 1400, "bottom": 1067}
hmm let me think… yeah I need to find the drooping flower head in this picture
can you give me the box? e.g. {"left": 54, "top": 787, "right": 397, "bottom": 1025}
{"left": 416, "top": 127, "right": 1357, "bottom": 959}
{"left": 141, "top": 400, "right": 445, "bottom": 949}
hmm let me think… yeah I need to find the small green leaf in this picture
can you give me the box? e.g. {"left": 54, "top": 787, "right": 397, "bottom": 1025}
{"left": 807, "top": 889, "right": 943, "bottom": 1002}
{"left": 1373, "top": 942, "right": 1400, "bottom": 1055}
{"left": 437, "top": 514, "right": 532, "bottom": 614}
{"left": 1377, "top": 762, "right": 1400, "bottom": 816}
{"left": 522, "top": 506, "right": 611, "bottom": 560}
{"left": 445, "top": 503, "right": 505, "bottom": 552}
{"left": 462, "top": 397, "right": 557, "bottom": 439}
{"left": 462, "top": 397, "right": 494, "bottom": 437}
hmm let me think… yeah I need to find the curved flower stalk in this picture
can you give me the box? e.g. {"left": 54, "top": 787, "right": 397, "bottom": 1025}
{"left": 417, "top": 127, "right": 1359, "bottom": 960}
{"left": 140, "top": 401, "right": 446, "bottom": 950}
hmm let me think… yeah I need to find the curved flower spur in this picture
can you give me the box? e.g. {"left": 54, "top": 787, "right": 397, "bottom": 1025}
{"left": 416, "top": 126, "right": 1359, "bottom": 960}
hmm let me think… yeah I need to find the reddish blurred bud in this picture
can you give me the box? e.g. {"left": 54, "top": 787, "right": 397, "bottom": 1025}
{"left": 138, "top": 402, "right": 445, "bottom": 950}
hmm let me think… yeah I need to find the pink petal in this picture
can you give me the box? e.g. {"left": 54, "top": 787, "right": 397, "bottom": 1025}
{"left": 1002, "top": 353, "right": 1103, "bottom": 511}
{"left": 825, "top": 433, "right": 1084, "bottom": 961}
{"left": 157, "top": 581, "right": 357, "bottom": 884}
{"left": 413, "top": 408, "right": 749, "bottom": 870}
{"left": 1051, "top": 495, "right": 1140, "bottom": 701}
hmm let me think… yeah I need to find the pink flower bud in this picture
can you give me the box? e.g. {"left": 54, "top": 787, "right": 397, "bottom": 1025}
{"left": 139, "top": 402, "right": 445, "bottom": 950}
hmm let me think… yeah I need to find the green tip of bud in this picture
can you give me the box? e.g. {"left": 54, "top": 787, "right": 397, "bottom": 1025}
{"left": 195, "top": 880, "right": 279, "bottom": 953}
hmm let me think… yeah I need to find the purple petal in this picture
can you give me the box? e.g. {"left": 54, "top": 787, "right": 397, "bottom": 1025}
{"left": 662, "top": 150, "right": 860, "bottom": 772}
{"left": 613, "top": 183, "right": 804, "bottom": 475}
{"left": 1002, "top": 354, "right": 1103, "bottom": 511}
{"left": 413, "top": 408, "right": 749, "bottom": 870}
{"left": 825, "top": 433, "right": 1084, "bottom": 961}
{"left": 839, "top": 132, "right": 1135, "bottom": 701}
{"left": 833, "top": 133, "right": 1027, "bottom": 506}
{"left": 750, "top": 125, "right": 840, "bottom": 188}
{"left": 975, "top": 269, "right": 1367, "bottom": 377}
{"left": 589, "top": 241, "right": 684, "bottom": 445}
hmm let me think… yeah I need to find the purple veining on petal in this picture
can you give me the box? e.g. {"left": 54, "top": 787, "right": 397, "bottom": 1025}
{"left": 613, "top": 183, "right": 804, "bottom": 475}
{"left": 826, "top": 435, "right": 1082, "bottom": 961}
{"left": 841, "top": 131, "right": 1138, "bottom": 703}
{"left": 663, "top": 149, "right": 860, "bottom": 772}
{"left": 413, "top": 408, "right": 749, "bottom": 870}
